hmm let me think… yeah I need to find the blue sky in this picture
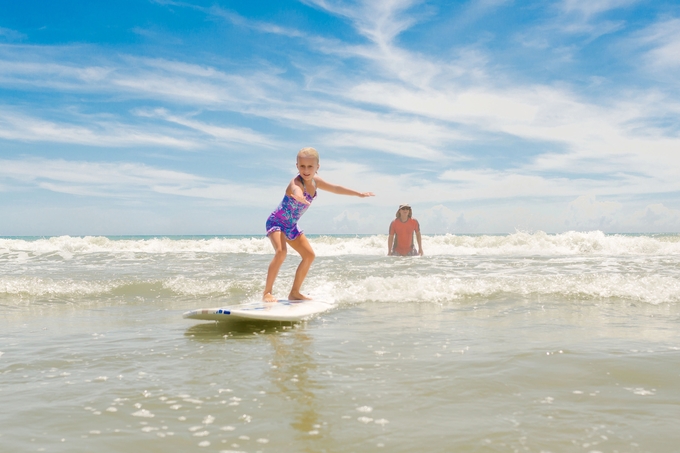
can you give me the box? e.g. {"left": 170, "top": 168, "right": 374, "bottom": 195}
{"left": 1, "top": 0, "right": 679, "bottom": 235}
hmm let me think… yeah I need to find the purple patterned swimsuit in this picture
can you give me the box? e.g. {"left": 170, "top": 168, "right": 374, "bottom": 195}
{"left": 266, "top": 176, "right": 317, "bottom": 240}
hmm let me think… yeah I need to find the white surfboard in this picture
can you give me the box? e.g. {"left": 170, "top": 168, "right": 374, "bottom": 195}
{"left": 183, "top": 299, "right": 335, "bottom": 322}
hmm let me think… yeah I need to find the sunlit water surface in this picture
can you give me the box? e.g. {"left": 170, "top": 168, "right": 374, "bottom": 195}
{"left": 1, "top": 232, "right": 680, "bottom": 452}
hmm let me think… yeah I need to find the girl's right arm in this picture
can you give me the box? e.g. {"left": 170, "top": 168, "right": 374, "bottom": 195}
{"left": 286, "top": 178, "right": 311, "bottom": 205}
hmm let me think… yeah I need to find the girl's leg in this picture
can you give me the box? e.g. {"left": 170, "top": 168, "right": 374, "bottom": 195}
{"left": 286, "top": 234, "right": 315, "bottom": 300}
{"left": 263, "top": 231, "right": 287, "bottom": 302}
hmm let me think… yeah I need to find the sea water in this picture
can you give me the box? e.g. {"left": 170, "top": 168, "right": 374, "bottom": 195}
{"left": 1, "top": 231, "right": 679, "bottom": 452}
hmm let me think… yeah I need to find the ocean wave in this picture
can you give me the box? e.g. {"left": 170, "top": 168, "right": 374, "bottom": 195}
{"left": 314, "top": 273, "right": 680, "bottom": 305}
{"left": 0, "top": 277, "right": 253, "bottom": 300}
{"left": 421, "top": 230, "right": 680, "bottom": 256}
{"left": 0, "top": 235, "right": 272, "bottom": 258}
{"left": 1, "top": 231, "right": 679, "bottom": 258}
{"left": 2, "top": 272, "right": 677, "bottom": 306}
{"left": 0, "top": 276, "right": 117, "bottom": 298}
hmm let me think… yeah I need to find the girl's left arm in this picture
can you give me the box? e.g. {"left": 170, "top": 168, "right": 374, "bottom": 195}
{"left": 315, "top": 176, "right": 374, "bottom": 197}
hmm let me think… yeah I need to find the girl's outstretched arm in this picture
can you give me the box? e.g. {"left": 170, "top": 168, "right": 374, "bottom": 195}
{"left": 315, "top": 176, "right": 374, "bottom": 197}
{"left": 286, "top": 178, "right": 311, "bottom": 205}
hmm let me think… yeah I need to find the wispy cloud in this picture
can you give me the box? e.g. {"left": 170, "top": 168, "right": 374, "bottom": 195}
{"left": 0, "top": 158, "right": 277, "bottom": 203}
{"left": 301, "top": 0, "right": 442, "bottom": 86}
{"left": 0, "top": 108, "right": 197, "bottom": 148}
{"left": 444, "top": 0, "right": 512, "bottom": 31}
{"left": 512, "top": 0, "right": 639, "bottom": 54}
{"left": 636, "top": 18, "right": 680, "bottom": 70}
{"left": 559, "top": 0, "right": 639, "bottom": 19}
{"left": 207, "top": 6, "right": 306, "bottom": 38}
{"left": 0, "top": 27, "right": 26, "bottom": 42}
{"left": 0, "top": 48, "right": 274, "bottom": 105}
{"left": 303, "top": 0, "right": 419, "bottom": 45}
{"left": 1, "top": 1, "right": 680, "bottom": 233}
{"left": 321, "top": 132, "right": 449, "bottom": 161}
{"left": 134, "top": 108, "right": 278, "bottom": 148}
{"left": 554, "top": 0, "right": 639, "bottom": 37}
{"left": 0, "top": 44, "right": 464, "bottom": 159}
{"left": 292, "top": 1, "right": 680, "bottom": 192}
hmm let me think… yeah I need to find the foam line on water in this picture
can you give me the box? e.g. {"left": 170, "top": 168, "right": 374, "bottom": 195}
{"left": 311, "top": 273, "right": 680, "bottom": 305}
{"left": 2, "top": 231, "right": 680, "bottom": 257}
{"left": 4, "top": 272, "right": 675, "bottom": 306}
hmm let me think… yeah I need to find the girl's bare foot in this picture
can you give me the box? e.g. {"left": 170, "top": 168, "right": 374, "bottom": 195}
{"left": 263, "top": 292, "right": 278, "bottom": 303}
{"left": 288, "top": 291, "right": 312, "bottom": 301}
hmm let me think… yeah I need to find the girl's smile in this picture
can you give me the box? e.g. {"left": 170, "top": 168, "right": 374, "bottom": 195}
{"left": 296, "top": 156, "right": 319, "bottom": 180}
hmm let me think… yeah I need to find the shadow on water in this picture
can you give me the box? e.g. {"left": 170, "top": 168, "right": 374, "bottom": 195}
{"left": 183, "top": 319, "right": 303, "bottom": 340}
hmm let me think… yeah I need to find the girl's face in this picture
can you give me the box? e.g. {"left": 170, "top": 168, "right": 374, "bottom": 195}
{"left": 297, "top": 156, "right": 319, "bottom": 180}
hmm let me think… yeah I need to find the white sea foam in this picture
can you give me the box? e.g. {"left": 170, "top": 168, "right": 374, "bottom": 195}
{"left": 0, "top": 277, "right": 117, "bottom": 297}
{"left": 314, "top": 273, "right": 680, "bottom": 305}
{"left": 1, "top": 231, "right": 679, "bottom": 257}
{"left": 163, "top": 277, "right": 247, "bottom": 296}
{"left": 2, "top": 272, "right": 676, "bottom": 306}
{"left": 0, "top": 235, "right": 272, "bottom": 256}
{"left": 1, "top": 232, "right": 678, "bottom": 307}
{"left": 416, "top": 230, "right": 680, "bottom": 256}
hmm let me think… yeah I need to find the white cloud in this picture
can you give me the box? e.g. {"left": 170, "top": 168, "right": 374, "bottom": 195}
{"left": 301, "top": 0, "right": 441, "bottom": 86}
{"left": 562, "top": 194, "right": 622, "bottom": 230}
{"left": 559, "top": 0, "right": 639, "bottom": 18}
{"left": 0, "top": 158, "right": 277, "bottom": 204}
{"left": 345, "top": 83, "right": 541, "bottom": 128}
{"left": 284, "top": 5, "right": 680, "bottom": 188}
{"left": 0, "top": 49, "right": 279, "bottom": 106}
{"left": 332, "top": 209, "right": 363, "bottom": 232}
{"left": 302, "top": 0, "right": 419, "bottom": 43}
{"left": 134, "top": 108, "right": 278, "bottom": 148}
{"left": 322, "top": 132, "right": 448, "bottom": 160}
{"left": 0, "top": 108, "right": 197, "bottom": 148}
{"left": 0, "top": 48, "right": 460, "bottom": 159}
{"left": 451, "top": 0, "right": 513, "bottom": 30}
{"left": 419, "top": 204, "right": 469, "bottom": 233}
{"left": 12, "top": 15, "right": 673, "bottom": 183}
{"left": 631, "top": 203, "right": 680, "bottom": 230}
{"left": 1, "top": 1, "right": 680, "bottom": 234}
{"left": 208, "top": 6, "right": 306, "bottom": 38}
{"left": 0, "top": 27, "right": 27, "bottom": 41}
{"left": 512, "top": 0, "right": 638, "bottom": 53}
{"left": 637, "top": 18, "right": 680, "bottom": 70}
{"left": 554, "top": 0, "right": 638, "bottom": 38}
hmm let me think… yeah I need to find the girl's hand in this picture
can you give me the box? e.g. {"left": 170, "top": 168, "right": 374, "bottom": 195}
{"left": 288, "top": 179, "right": 311, "bottom": 205}
{"left": 358, "top": 192, "right": 375, "bottom": 198}
{"left": 291, "top": 192, "right": 311, "bottom": 205}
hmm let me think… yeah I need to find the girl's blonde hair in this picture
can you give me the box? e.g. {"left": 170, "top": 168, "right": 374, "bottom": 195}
{"left": 298, "top": 147, "right": 320, "bottom": 163}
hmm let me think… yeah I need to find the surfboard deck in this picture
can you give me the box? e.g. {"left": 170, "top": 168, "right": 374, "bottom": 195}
{"left": 182, "top": 299, "right": 335, "bottom": 322}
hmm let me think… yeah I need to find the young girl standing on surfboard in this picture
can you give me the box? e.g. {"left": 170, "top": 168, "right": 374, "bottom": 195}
{"left": 263, "top": 147, "right": 374, "bottom": 302}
